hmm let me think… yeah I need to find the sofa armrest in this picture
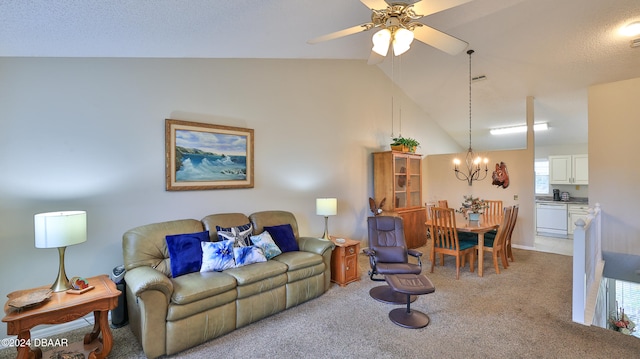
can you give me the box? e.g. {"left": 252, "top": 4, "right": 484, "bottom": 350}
{"left": 298, "top": 236, "right": 335, "bottom": 292}
{"left": 125, "top": 266, "right": 174, "bottom": 302}
{"left": 298, "top": 236, "right": 335, "bottom": 256}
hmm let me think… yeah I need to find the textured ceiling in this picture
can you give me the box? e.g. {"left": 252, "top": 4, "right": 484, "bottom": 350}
{"left": 1, "top": 0, "right": 639, "bottom": 151}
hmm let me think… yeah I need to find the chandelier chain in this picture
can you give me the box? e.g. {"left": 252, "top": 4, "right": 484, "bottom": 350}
{"left": 468, "top": 49, "right": 473, "bottom": 150}
{"left": 453, "top": 49, "right": 488, "bottom": 186}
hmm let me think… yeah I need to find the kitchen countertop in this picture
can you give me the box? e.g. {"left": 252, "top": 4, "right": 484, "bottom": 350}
{"left": 535, "top": 196, "right": 588, "bottom": 205}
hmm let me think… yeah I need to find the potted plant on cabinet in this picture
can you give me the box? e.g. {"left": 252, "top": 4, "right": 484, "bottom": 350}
{"left": 390, "top": 136, "right": 420, "bottom": 153}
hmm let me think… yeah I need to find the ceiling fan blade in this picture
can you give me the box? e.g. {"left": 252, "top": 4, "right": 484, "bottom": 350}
{"left": 411, "top": 0, "right": 473, "bottom": 17}
{"left": 367, "top": 50, "right": 385, "bottom": 65}
{"left": 412, "top": 25, "right": 468, "bottom": 55}
{"left": 360, "top": 0, "right": 389, "bottom": 11}
{"left": 307, "top": 23, "right": 374, "bottom": 44}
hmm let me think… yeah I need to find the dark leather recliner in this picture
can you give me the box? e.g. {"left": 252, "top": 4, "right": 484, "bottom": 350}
{"left": 364, "top": 216, "right": 422, "bottom": 303}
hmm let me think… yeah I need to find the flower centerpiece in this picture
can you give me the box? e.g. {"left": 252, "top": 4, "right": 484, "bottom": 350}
{"left": 609, "top": 306, "right": 636, "bottom": 335}
{"left": 456, "top": 195, "right": 488, "bottom": 221}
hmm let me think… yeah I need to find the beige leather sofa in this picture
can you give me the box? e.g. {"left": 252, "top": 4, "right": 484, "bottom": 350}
{"left": 122, "top": 210, "right": 334, "bottom": 358}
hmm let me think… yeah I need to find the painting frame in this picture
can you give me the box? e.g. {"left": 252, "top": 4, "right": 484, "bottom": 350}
{"left": 165, "top": 119, "right": 254, "bottom": 191}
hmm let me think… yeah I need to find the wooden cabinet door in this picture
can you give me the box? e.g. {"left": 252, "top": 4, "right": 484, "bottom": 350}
{"left": 398, "top": 207, "right": 427, "bottom": 248}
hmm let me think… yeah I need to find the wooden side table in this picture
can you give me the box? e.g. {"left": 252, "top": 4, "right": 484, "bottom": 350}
{"left": 2, "top": 275, "right": 120, "bottom": 359}
{"left": 329, "top": 237, "right": 361, "bottom": 287}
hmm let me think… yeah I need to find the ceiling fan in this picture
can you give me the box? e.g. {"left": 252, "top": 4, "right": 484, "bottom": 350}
{"left": 308, "top": 0, "right": 472, "bottom": 63}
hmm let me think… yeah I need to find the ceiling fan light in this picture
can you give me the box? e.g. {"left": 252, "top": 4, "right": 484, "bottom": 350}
{"left": 392, "top": 40, "right": 411, "bottom": 56}
{"left": 392, "top": 28, "right": 414, "bottom": 56}
{"left": 372, "top": 29, "right": 391, "bottom": 56}
{"left": 394, "top": 28, "right": 414, "bottom": 45}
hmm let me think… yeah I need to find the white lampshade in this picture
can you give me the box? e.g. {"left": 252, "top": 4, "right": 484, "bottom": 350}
{"left": 35, "top": 211, "right": 87, "bottom": 248}
{"left": 316, "top": 198, "right": 337, "bottom": 216}
{"left": 392, "top": 28, "right": 414, "bottom": 56}
{"left": 372, "top": 28, "right": 391, "bottom": 56}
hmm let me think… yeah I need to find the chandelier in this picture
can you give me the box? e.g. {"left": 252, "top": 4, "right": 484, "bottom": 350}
{"left": 453, "top": 49, "right": 488, "bottom": 186}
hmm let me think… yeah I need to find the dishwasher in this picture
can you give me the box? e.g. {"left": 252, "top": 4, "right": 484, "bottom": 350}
{"left": 536, "top": 202, "right": 568, "bottom": 237}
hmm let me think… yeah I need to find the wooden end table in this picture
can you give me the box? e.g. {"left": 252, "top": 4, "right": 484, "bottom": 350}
{"left": 2, "top": 274, "right": 120, "bottom": 359}
{"left": 329, "top": 236, "right": 361, "bottom": 287}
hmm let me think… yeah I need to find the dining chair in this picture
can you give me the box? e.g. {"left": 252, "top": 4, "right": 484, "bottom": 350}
{"left": 429, "top": 207, "right": 476, "bottom": 280}
{"left": 483, "top": 200, "right": 503, "bottom": 217}
{"left": 476, "top": 206, "right": 512, "bottom": 274}
{"left": 437, "top": 200, "right": 449, "bottom": 208}
{"left": 504, "top": 204, "right": 519, "bottom": 262}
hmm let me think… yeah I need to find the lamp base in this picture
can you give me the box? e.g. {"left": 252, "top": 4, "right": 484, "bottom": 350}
{"left": 320, "top": 216, "right": 331, "bottom": 241}
{"left": 51, "top": 246, "right": 71, "bottom": 292}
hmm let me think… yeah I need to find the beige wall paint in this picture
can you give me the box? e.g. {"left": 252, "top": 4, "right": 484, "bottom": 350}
{"left": 425, "top": 148, "right": 535, "bottom": 248}
{"left": 424, "top": 96, "right": 536, "bottom": 249}
{"left": 0, "top": 57, "right": 460, "bottom": 338}
{"left": 589, "top": 77, "right": 640, "bottom": 255}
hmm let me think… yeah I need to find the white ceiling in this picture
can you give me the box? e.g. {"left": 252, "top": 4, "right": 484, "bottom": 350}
{"left": 2, "top": 0, "right": 639, "bottom": 151}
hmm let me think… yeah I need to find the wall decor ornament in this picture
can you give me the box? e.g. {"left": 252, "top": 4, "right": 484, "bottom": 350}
{"left": 491, "top": 161, "right": 509, "bottom": 189}
{"left": 165, "top": 119, "right": 254, "bottom": 191}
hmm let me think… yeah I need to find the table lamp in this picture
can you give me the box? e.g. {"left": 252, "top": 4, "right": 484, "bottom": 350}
{"left": 316, "top": 198, "right": 337, "bottom": 240}
{"left": 34, "top": 211, "right": 87, "bottom": 292}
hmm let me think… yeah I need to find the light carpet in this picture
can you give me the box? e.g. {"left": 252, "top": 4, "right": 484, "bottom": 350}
{"left": 2, "top": 247, "right": 639, "bottom": 358}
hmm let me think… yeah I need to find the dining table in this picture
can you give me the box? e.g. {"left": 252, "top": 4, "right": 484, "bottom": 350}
{"left": 426, "top": 213, "right": 503, "bottom": 277}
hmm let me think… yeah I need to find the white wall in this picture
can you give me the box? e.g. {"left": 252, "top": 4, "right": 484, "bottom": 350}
{"left": 589, "top": 77, "right": 640, "bottom": 255}
{"left": 0, "top": 57, "right": 460, "bottom": 337}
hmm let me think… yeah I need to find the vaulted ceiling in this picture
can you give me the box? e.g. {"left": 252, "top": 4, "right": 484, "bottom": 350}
{"left": 2, "top": 0, "right": 639, "bottom": 151}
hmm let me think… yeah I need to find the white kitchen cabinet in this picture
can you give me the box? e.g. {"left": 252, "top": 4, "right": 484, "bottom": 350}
{"left": 549, "top": 154, "right": 588, "bottom": 185}
{"left": 568, "top": 204, "right": 589, "bottom": 235}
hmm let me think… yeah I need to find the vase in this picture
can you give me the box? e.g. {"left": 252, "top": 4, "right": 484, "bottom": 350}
{"left": 468, "top": 212, "right": 480, "bottom": 222}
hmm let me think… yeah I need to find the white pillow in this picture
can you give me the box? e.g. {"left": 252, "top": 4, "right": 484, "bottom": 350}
{"left": 233, "top": 246, "right": 267, "bottom": 267}
{"left": 200, "top": 240, "right": 235, "bottom": 272}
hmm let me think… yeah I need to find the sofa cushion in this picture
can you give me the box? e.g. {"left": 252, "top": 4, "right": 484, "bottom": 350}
{"left": 271, "top": 251, "right": 323, "bottom": 271}
{"left": 264, "top": 224, "right": 299, "bottom": 253}
{"left": 170, "top": 271, "right": 237, "bottom": 305}
{"left": 233, "top": 246, "right": 267, "bottom": 267}
{"left": 249, "top": 211, "right": 301, "bottom": 238}
{"left": 250, "top": 231, "right": 282, "bottom": 259}
{"left": 165, "top": 230, "right": 210, "bottom": 278}
{"left": 123, "top": 219, "right": 204, "bottom": 277}
{"left": 224, "top": 260, "right": 288, "bottom": 286}
{"left": 201, "top": 240, "right": 235, "bottom": 272}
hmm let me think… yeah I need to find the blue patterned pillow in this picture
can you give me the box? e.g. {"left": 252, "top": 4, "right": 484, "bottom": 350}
{"left": 250, "top": 231, "right": 282, "bottom": 259}
{"left": 233, "top": 246, "right": 267, "bottom": 267}
{"left": 264, "top": 224, "right": 299, "bottom": 253}
{"left": 200, "top": 240, "right": 235, "bottom": 272}
{"left": 165, "top": 230, "right": 209, "bottom": 278}
{"left": 216, "top": 223, "right": 253, "bottom": 247}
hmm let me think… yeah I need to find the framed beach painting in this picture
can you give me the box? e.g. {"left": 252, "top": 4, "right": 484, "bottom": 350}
{"left": 165, "top": 119, "right": 254, "bottom": 190}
